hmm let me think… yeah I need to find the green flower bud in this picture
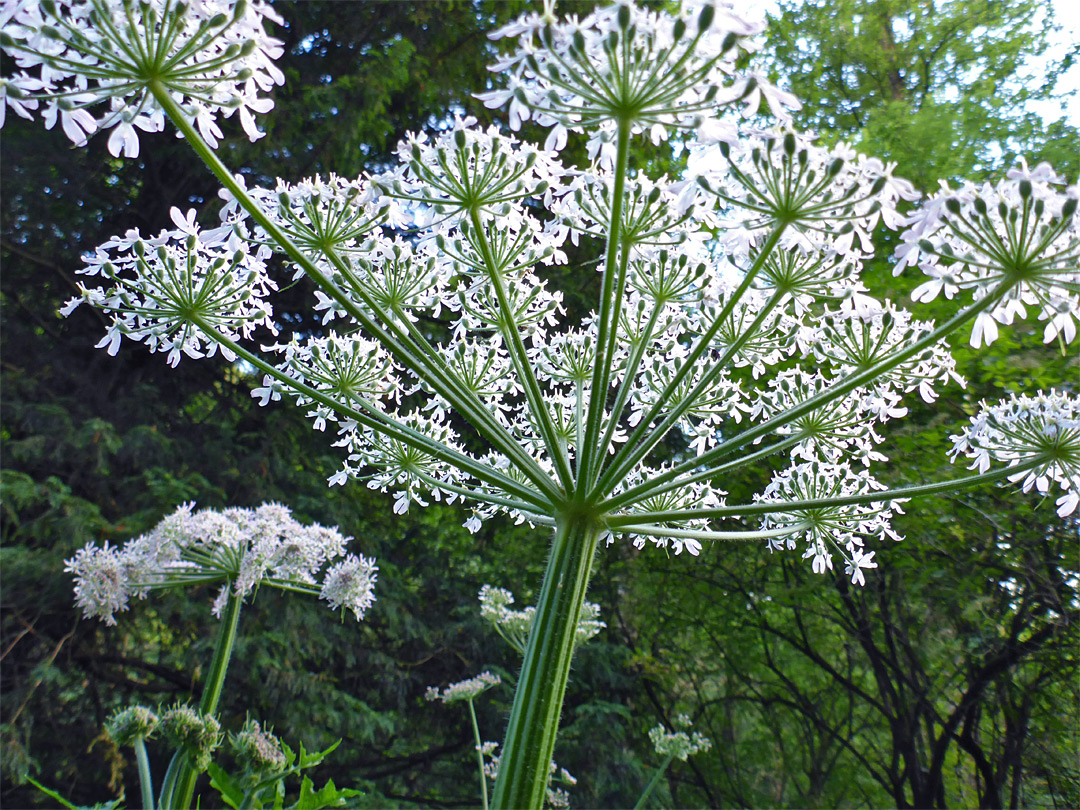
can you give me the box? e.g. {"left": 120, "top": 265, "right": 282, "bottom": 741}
{"left": 945, "top": 198, "right": 962, "bottom": 216}
{"left": 617, "top": 5, "right": 631, "bottom": 29}
{"left": 1062, "top": 197, "right": 1078, "bottom": 219}
{"left": 160, "top": 704, "right": 222, "bottom": 772}
{"left": 107, "top": 705, "right": 159, "bottom": 746}
{"left": 207, "top": 12, "right": 228, "bottom": 28}
{"left": 1019, "top": 179, "right": 1032, "bottom": 200}
{"left": 973, "top": 197, "right": 988, "bottom": 217}
{"left": 698, "top": 4, "right": 715, "bottom": 31}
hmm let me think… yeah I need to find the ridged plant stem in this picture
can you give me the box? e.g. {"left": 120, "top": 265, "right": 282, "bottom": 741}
{"left": 490, "top": 514, "right": 604, "bottom": 808}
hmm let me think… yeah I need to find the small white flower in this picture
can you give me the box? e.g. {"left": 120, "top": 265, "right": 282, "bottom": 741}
{"left": 425, "top": 671, "right": 502, "bottom": 703}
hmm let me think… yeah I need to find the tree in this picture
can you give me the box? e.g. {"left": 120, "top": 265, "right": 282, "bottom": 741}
{"left": 763, "top": 0, "right": 1078, "bottom": 188}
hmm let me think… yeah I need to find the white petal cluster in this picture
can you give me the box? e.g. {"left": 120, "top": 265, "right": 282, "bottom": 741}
{"left": 64, "top": 502, "right": 377, "bottom": 624}
{"left": 479, "top": 0, "right": 797, "bottom": 154}
{"left": 1, "top": 0, "right": 284, "bottom": 155}
{"left": 424, "top": 671, "right": 502, "bottom": 704}
{"left": 759, "top": 461, "right": 904, "bottom": 586}
{"left": 61, "top": 207, "right": 276, "bottom": 367}
{"left": 648, "top": 714, "right": 712, "bottom": 761}
{"left": 949, "top": 391, "right": 1080, "bottom": 517}
{"left": 896, "top": 163, "right": 1080, "bottom": 347}
{"left": 690, "top": 130, "right": 920, "bottom": 255}
{"left": 478, "top": 584, "right": 605, "bottom": 654}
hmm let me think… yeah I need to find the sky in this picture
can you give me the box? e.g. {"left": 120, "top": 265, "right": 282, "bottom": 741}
{"left": 733, "top": 0, "right": 1080, "bottom": 126}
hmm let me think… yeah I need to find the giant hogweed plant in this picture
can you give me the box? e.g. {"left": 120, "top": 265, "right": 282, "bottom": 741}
{"left": 3, "top": 0, "right": 1080, "bottom": 806}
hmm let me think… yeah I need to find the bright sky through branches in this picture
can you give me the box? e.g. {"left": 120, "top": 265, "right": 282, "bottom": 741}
{"left": 734, "top": 0, "right": 1080, "bottom": 127}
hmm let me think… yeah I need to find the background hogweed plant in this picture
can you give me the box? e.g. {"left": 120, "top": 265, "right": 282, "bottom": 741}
{"left": 59, "top": 502, "right": 375, "bottom": 809}
{"left": 3, "top": 0, "right": 1079, "bottom": 806}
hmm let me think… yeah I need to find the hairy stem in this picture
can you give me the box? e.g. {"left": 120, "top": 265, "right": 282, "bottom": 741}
{"left": 491, "top": 515, "right": 605, "bottom": 809}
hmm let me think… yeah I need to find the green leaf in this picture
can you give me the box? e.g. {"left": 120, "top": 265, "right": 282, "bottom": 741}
{"left": 25, "top": 777, "right": 121, "bottom": 810}
{"left": 289, "top": 776, "right": 362, "bottom": 810}
{"left": 207, "top": 761, "right": 246, "bottom": 809}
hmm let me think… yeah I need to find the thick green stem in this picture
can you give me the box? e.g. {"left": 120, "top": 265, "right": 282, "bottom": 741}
{"left": 157, "top": 752, "right": 180, "bottom": 810}
{"left": 491, "top": 514, "right": 605, "bottom": 809}
{"left": 134, "top": 736, "right": 155, "bottom": 810}
{"left": 167, "top": 589, "right": 242, "bottom": 810}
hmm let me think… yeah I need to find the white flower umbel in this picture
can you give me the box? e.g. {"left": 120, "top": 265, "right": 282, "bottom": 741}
{"left": 759, "top": 461, "right": 903, "bottom": 586}
{"left": 64, "top": 502, "right": 377, "bottom": 624}
{"left": 950, "top": 391, "right": 1080, "bottom": 517}
{"left": 479, "top": 0, "right": 797, "bottom": 152}
{"left": 424, "top": 671, "right": 502, "bottom": 704}
{"left": 896, "top": 166, "right": 1080, "bottom": 348}
{"left": 1, "top": 0, "right": 284, "bottom": 155}
{"left": 478, "top": 584, "right": 605, "bottom": 654}
{"left": 648, "top": 714, "right": 712, "bottom": 762}
{"left": 61, "top": 207, "right": 276, "bottom": 367}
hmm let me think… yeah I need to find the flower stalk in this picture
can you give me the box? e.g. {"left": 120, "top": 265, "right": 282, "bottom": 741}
{"left": 167, "top": 588, "right": 241, "bottom": 810}
{"left": 491, "top": 513, "right": 605, "bottom": 808}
